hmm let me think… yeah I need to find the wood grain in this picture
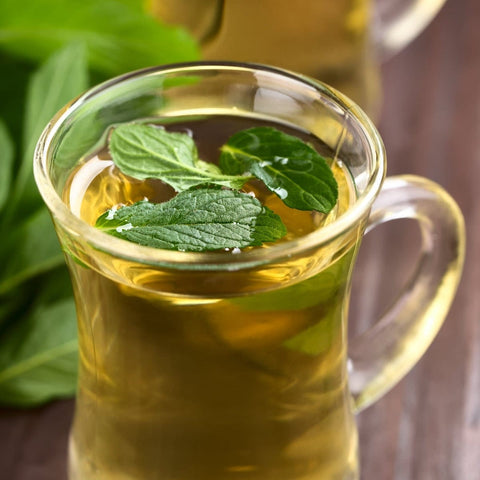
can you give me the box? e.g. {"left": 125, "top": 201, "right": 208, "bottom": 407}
{"left": 0, "top": 0, "right": 478, "bottom": 478}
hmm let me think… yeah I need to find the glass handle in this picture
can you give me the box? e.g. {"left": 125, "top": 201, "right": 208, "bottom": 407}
{"left": 374, "top": 0, "right": 447, "bottom": 58}
{"left": 349, "top": 175, "right": 465, "bottom": 412}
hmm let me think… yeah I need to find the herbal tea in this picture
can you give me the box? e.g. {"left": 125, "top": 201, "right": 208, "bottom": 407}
{"left": 63, "top": 115, "right": 360, "bottom": 479}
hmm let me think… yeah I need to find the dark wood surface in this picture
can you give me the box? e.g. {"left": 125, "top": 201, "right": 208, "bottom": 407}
{"left": 0, "top": 0, "right": 478, "bottom": 478}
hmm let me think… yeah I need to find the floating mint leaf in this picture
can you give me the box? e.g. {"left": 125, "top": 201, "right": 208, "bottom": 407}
{"left": 220, "top": 127, "right": 338, "bottom": 213}
{"left": 95, "top": 189, "right": 287, "bottom": 252}
{"left": 109, "top": 124, "right": 247, "bottom": 192}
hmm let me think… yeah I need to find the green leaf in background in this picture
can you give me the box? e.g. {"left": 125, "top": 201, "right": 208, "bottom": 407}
{"left": 0, "top": 53, "right": 35, "bottom": 143}
{"left": 0, "top": 0, "right": 202, "bottom": 408}
{"left": 9, "top": 42, "right": 89, "bottom": 218}
{"left": 0, "top": 0, "right": 199, "bottom": 76}
{"left": 220, "top": 127, "right": 339, "bottom": 213}
{"left": 23, "top": 42, "right": 88, "bottom": 163}
{"left": 0, "top": 208, "right": 64, "bottom": 295}
{"left": 0, "top": 294, "right": 78, "bottom": 407}
{"left": 109, "top": 124, "right": 248, "bottom": 192}
{"left": 96, "top": 189, "right": 287, "bottom": 251}
{"left": 0, "top": 119, "right": 14, "bottom": 211}
{"left": 0, "top": 289, "right": 30, "bottom": 334}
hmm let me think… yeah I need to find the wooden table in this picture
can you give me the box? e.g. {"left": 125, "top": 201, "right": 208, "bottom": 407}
{"left": 0, "top": 0, "right": 478, "bottom": 478}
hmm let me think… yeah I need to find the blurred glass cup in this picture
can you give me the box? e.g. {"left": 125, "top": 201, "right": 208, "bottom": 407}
{"left": 151, "top": 0, "right": 447, "bottom": 115}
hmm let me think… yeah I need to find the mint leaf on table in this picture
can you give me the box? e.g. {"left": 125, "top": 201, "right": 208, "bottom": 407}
{"left": 0, "top": 53, "right": 35, "bottom": 143}
{"left": 220, "top": 127, "right": 338, "bottom": 213}
{"left": 0, "top": 119, "right": 14, "bottom": 212}
{"left": 9, "top": 42, "right": 89, "bottom": 219}
{"left": 0, "top": 296, "right": 78, "bottom": 408}
{"left": 0, "top": 45, "right": 90, "bottom": 409}
{"left": 1, "top": 44, "right": 88, "bottom": 287}
{"left": 0, "top": 208, "right": 64, "bottom": 296}
{"left": 96, "top": 189, "right": 287, "bottom": 251}
{"left": 0, "top": 3, "right": 201, "bottom": 408}
{"left": 109, "top": 124, "right": 248, "bottom": 192}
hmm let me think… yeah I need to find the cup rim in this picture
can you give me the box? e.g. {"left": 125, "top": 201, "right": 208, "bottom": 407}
{"left": 34, "top": 61, "right": 386, "bottom": 270}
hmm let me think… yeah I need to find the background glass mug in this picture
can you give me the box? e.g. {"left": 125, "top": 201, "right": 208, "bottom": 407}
{"left": 34, "top": 63, "right": 464, "bottom": 480}
{"left": 150, "top": 0, "right": 447, "bottom": 115}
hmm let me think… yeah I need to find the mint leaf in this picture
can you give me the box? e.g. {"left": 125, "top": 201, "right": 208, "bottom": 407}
{"left": 109, "top": 124, "right": 248, "bottom": 191}
{"left": 96, "top": 189, "right": 287, "bottom": 251}
{"left": 0, "top": 208, "right": 64, "bottom": 295}
{"left": 0, "top": 119, "right": 14, "bottom": 211}
{"left": 9, "top": 42, "right": 89, "bottom": 219}
{"left": 220, "top": 127, "right": 338, "bottom": 213}
{"left": 0, "top": 54, "right": 35, "bottom": 144}
{"left": 0, "top": 295, "right": 78, "bottom": 407}
{"left": 0, "top": 0, "right": 198, "bottom": 77}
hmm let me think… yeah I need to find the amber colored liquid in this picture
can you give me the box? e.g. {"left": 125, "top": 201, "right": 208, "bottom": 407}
{"left": 64, "top": 116, "right": 361, "bottom": 479}
{"left": 150, "top": 0, "right": 379, "bottom": 114}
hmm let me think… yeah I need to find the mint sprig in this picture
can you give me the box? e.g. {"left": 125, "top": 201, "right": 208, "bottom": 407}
{"left": 95, "top": 189, "right": 287, "bottom": 252}
{"left": 99, "top": 123, "right": 339, "bottom": 252}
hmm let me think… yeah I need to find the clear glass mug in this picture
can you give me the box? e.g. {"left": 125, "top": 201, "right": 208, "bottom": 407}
{"left": 34, "top": 63, "right": 464, "bottom": 480}
{"left": 150, "top": 0, "right": 447, "bottom": 115}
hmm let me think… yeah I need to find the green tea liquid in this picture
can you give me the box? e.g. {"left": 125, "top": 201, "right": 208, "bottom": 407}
{"left": 64, "top": 115, "right": 360, "bottom": 480}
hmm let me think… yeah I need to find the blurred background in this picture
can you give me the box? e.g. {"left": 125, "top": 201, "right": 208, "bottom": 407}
{"left": 0, "top": 0, "right": 478, "bottom": 478}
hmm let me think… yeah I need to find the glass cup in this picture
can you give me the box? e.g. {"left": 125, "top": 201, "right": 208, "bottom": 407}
{"left": 34, "top": 63, "right": 464, "bottom": 480}
{"left": 151, "top": 0, "right": 447, "bottom": 115}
